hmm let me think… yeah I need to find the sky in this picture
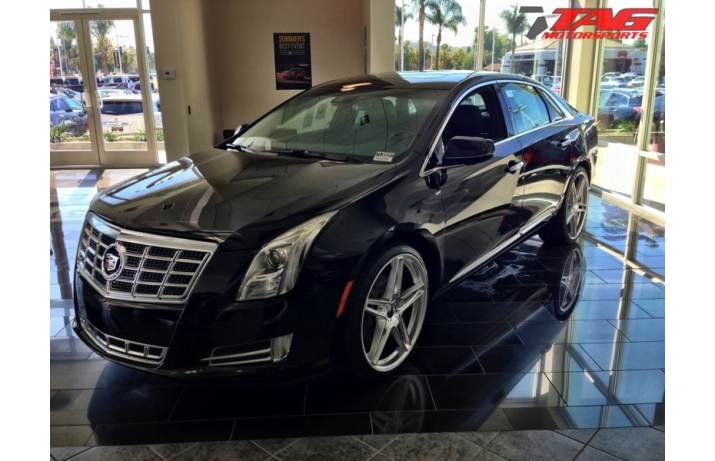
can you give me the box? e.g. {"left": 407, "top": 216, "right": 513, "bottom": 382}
{"left": 396, "top": 0, "right": 570, "bottom": 47}
{"left": 396, "top": 0, "right": 654, "bottom": 47}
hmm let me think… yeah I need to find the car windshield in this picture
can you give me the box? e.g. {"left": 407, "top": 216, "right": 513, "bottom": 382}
{"left": 224, "top": 87, "right": 447, "bottom": 161}
{"left": 65, "top": 98, "right": 84, "bottom": 111}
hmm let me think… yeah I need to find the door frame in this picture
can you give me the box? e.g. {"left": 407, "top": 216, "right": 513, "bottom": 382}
{"left": 50, "top": 8, "right": 159, "bottom": 169}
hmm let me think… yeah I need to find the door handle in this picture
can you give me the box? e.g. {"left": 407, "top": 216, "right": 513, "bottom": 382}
{"left": 558, "top": 138, "right": 571, "bottom": 149}
{"left": 506, "top": 161, "right": 524, "bottom": 174}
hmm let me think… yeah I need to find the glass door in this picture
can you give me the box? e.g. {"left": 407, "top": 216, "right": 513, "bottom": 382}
{"left": 50, "top": 8, "right": 159, "bottom": 168}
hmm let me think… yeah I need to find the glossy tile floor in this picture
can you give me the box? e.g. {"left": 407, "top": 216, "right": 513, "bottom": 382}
{"left": 51, "top": 169, "right": 665, "bottom": 460}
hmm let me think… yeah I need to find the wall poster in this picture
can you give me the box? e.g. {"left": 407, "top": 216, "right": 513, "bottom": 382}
{"left": 273, "top": 33, "right": 312, "bottom": 90}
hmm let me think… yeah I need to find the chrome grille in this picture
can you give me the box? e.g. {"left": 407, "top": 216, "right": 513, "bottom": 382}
{"left": 76, "top": 213, "right": 218, "bottom": 304}
{"left": 79, "top": 317, "right": 167, "bottom": 364}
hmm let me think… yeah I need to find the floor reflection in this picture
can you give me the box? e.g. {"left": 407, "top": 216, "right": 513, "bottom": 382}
{"left": 50, "top": 170, "right": 665, "bottom": 445}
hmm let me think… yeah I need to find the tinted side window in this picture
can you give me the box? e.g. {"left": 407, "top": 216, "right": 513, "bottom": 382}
{"left": 500, "top": 83, "right": 550, "bottom": 134}
{"left": 540, "top": 90, "right": 565, "bottom": 121}
{"left": 442, "top": 85, "right": 507, "bottom": 143}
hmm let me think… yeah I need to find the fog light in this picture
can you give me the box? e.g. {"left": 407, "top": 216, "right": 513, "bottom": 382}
{"left": 271, "top": 334, "right": 293, "bottom": 362}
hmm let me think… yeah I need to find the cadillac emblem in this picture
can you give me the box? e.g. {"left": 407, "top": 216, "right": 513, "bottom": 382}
{"left": 102, "top": 244, "right": 126, "bottom": 281}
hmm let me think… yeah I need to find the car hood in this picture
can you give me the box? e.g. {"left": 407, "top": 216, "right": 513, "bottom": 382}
{"left": 89, "top": 148, "right": 396, "bottom": 251}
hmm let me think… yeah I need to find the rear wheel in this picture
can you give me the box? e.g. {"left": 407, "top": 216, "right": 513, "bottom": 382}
{"left": 538, "top": 167, "right": 589, "bottom": 245}
{"left": 338, "top": 243, "right": 429, "bottom": 379}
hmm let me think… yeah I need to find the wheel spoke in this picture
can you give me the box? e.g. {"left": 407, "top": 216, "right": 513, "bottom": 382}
{"left": 391, "top": 317, "right": 412, "bottom": 352}
{"left": 366, "top": 306, "right": 387, "bottom": 319}
{"left": 367, "top": 298, "right": 390, "bottom": 308}
{"left": 399, "top": 283, "right": 425, "bottom": 313}
{"left": 561, "top": 275, "right": 573, "bottom": 298}
{"left": 367, "top": 318, "right": 391, "bottom": 365}
{"left": 575, "top": 178, "right": 586, "bottom": 201}
{"left": 383, "top": 257, "right": 403, "bottom": 302}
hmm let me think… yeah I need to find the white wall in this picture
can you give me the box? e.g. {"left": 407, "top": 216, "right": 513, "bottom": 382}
{"left": 152, "top": 0, "right": 390, "bottom": 161}
{"left": 206, "top": 0, "right": 366, "bottom": 132}
{"left": 151, "top": 0, "right": 223, "bottom": 162}
{"left": 363, "top": 0, "right": 395, "bottom": 74}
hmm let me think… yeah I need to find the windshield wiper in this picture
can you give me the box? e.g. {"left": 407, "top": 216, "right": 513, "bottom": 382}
{"left": 225, "top": 143, "right": 254, "bottom": 153}
{"left": 266, "top": 149, "right": 364, "bottom": 164}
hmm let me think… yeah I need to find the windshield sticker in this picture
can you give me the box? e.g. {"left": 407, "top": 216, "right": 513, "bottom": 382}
{"left": 373, "top": 152, "right": 395, "bottom": 162}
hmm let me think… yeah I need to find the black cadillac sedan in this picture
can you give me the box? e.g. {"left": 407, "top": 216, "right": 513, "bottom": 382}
{"left": 73, "top": 71, "right": 597, "bottom": 379}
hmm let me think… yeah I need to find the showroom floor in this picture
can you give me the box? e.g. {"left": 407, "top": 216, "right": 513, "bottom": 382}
{"left": 51, "top": 169, "right": 665, "bottom": 461}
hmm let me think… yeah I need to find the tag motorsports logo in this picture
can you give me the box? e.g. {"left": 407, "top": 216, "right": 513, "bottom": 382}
{"left": 518, "top": 6, "right": 658, "bottom": 40}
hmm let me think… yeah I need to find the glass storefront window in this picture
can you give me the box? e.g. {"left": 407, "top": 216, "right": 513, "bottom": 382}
{"left": 641, "top": 159, "right": 665, "bottom": 214}
{"left": 590, "top": 0, "right": 664, "bottom": 216}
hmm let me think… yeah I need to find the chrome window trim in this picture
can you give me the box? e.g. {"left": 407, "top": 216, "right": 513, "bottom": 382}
{"left": 76, "top": 212, "right": 218, "bottom": 305}
{"left": 419, "top": 78, "right": 576, "bottom": 178}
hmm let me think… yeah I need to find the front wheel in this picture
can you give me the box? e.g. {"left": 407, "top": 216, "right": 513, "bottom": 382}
{"left": 538, "top": 167, "right": 590, "bottom": 245}
{"left": 338, "top": 243, "right": 429, "bottom": 379}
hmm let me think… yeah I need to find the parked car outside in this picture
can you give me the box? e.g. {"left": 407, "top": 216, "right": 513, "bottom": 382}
{"left": 129, "top": 81, "right": 157, "bottom": 93}
{"left": 50, "top": 94, "right": 88, "bottom": 136}
{"left": 105, "top": 74, "right": 135, "bottom": 85}
{"left": 73, "top": 71, "right": 597, "bottom": 380}
{"left": 99, "top": 88, "right": 134, "bottom": 99}
{"left": 627, "top": 76, "right": 646, "bottom": 88}
{"left": 282, "top": 67, "right": 307, "bottom": 80}
{"left": 50, "top": 76, "right": 66, "bottom": 87}
{"left": 529, "top": 74, "right": 553, "bottom": 87}
{"left": 600, "top": 81, "right": 629, "bottom": 91}
{"left": 598, "top": 89, "right": 665, "bottom": 127}
{"left": 99, "top": 94, "right": 162, "bottom": 134}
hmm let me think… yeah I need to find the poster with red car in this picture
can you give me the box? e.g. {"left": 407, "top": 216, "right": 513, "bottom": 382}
{"left": 274, "top": 33, "right": 312, "bottom": 90}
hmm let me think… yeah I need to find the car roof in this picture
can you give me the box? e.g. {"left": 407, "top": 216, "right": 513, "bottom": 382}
{"left": 318, "top": 71, "right": 534, "bottom": 91}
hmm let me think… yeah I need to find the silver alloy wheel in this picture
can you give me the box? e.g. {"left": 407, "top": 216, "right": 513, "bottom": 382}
{"left": 565, "top": 171, "right": 589, "bottom": 240}
{"left": 558, "top": 248, "right": 584, "bottom": 314}
{"left": 360, "top": 253, "right": 428, "bottom": 372}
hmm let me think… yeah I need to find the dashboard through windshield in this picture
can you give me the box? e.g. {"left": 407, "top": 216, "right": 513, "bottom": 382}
{"left": 222, "top": 88, "right": 447, "bottom": 162}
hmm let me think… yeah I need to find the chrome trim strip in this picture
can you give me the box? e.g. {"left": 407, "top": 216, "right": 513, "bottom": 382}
{"left": 78, "top": 317, "right": 167, "bottom": 365}
{"left": 209, "top": 357, "right": 273, "bottom": 367}
{"left": 448, "top": 212, "right": 554, "bottom": 285}
{"left": 518, "top": 212, "right": 555, "bottom": 239}
{"left": 200, "top": 348, "right": 272, "bottom": 362}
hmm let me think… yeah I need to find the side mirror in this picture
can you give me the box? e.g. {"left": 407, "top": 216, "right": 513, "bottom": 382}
{"left": 442, "top": 136, "right": 495, "bottom": 166}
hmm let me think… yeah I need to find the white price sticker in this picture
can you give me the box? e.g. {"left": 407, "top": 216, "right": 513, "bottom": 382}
{"left": 373, "top": 152, "right": 395, "bottom": 162}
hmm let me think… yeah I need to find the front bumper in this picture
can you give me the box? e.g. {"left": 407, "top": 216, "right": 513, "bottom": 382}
{"left": 73, "top": 266, "right": 345, "bottom": 380}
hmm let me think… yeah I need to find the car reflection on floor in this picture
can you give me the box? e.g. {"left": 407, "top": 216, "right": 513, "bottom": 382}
{"left": 74, "top": 240, "right": 596, "bottom": 443}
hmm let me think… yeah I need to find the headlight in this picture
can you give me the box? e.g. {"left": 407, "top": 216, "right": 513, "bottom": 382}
{"left": 237, "top": 211, "right": 338, "bottom": 301}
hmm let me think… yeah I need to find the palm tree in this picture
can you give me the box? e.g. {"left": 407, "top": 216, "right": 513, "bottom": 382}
{"left": 499, "top": 5, "right": 530, "bottom": 73}
{"left": 89, "top": 5, "right": 115, "bottom": 75}
{"left": 396, "top": 5, "right": 414, "bottom": 71}
{"left": 56, "top": 22, "right": 77, "bottom": 74}
{"left": 426, "top": 0, "right": 467, "bottom": 70}
{"left": 411, "top": 0, "right": 427, "bottom": 71}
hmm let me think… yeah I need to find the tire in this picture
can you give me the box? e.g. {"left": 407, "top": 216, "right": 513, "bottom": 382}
{"left": 538, "top": 166, "right": 589, "bottom": 245}
{"left": 338, "top": 243, "right": 429, "bottom": 379}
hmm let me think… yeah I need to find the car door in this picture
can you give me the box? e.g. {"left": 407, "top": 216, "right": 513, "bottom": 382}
{"left": 498, "top": 81, "right": 579, "bottom": 231}
{"left": 434, "top": 83, "right": 525, "bottom": 285}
